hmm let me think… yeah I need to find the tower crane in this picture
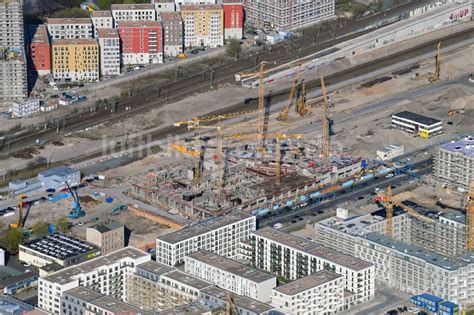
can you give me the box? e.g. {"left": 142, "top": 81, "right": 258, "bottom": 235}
{"left": 170, "top": 143, "right": 201, "bottom": 188}
{"left": 428, "top": 41, "right": 442, "bottom": 83}
{"left": 296, "top": 82, "right": 310, "bottom": 116}
{"left": 466, "top": 182, "right": 474, "bottom": 251}
{"left": 227, "top": 132, "right": 303, "bottom": 186}
{"left": 9, "top": 194, "right": 24, "bottom": 229}
{"left": 277, "top": 66, "right": 301, "bottom": 122}
{"left": 320, "top": 76, "right": 330, "bottom": 167}
{"left": 377, "top": 186, "right": 435, "bottom": 237}
{"left": 226, "top": 291, "right": 239, "bottom": 315}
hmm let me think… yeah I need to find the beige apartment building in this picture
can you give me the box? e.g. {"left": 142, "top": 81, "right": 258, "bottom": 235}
{"left": 86, "top": 221, "right": 124, "bottom": 255}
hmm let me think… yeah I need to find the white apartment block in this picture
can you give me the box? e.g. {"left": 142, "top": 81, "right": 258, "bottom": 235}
{"left": 243, "top": 0, "right": 335, "bottom": 31}
{"left": 271, "top": 270, "right": 344, "bottom": 314}
{"left": 435, "top": 137, "right": 474, "bottom": 190}
{"left": 97, "top": 29, "right": 121, "bottom": 77}
{"left": 0, "top": 52, "right": 27, "bottom": 105}
{"left": 10, "top": 98, "right": 40, "bottom": 118}
{"left": 152, "top": 0, "right": 176, "bottom": 12}
{"left": 91, "top": 11, "right": 114, "bottom": 38}
{"left": 110, "top": 3, "right": 157, "bottom": 27}
{"left": 156, "top": 212, "right": 256, "bottom": 267}
{"left": 315, "top": 208, "right": 412, "bottom": 256}
{"left": 251, "top": 227, "right": 375, "bottom": 308}
{"left": 47, "top": 18, "right": 93, "bottom": 39}
{"left": 181, "top": 5, "right": 224, "bottom": 48}
{"left": 38, "top": 247, "right": 149, "bottom": 314}
{"left": 357, "top": 232, "right": 474, "bottom": 309}
{"left": 184, "top": 250, "right": 276, "bottom": 302}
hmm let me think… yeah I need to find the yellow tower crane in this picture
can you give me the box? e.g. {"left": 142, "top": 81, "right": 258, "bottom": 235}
{"left": 428, "top": 41, "right": 442, "bottom": 82}
{"left": 227, "top": 132, "right": 302, "bottom": 186}
{"left": 296, "top": 82, "right": 310, "bottom": 116}
{"left": 320, "top": 76, "right": 330, "bottom": 167}
{"left": 9, "top": 194, "right": 24, "bottom": 229}
{"left": 170, "top": 144, "right": 201, "bottom": 187}
{"left": 277, "top": 66, "right": 301, "bottom": 122}
{"left": 466, "top": 182, "right": 474, "bottom": 251}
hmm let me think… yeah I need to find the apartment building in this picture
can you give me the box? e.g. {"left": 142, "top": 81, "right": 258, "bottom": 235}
{"left": 391, "top": 111, "right": 443, "bottom": 138}
{"left": 52, "top": 39, "right": 99, "bottom": 82}
{"left": 156, "top": 212, "right": 256, "bottom": 266}
{"left": 315, "top": 207, "right": 412, "bottom": 256}
{"left": 184, "top": 250, "right": 276, "bottom": 302}
{"left": 357, "top": 232, "right": 474, "bottom": 308}
{"left": 161, "top": 12, "right": 183, "bottom": 57}
{"left": 86, "top": 221, "right": 124, "bottom": 254}
{"left": 26, "top": 25, "right": 51, "bottom": 76}
{"left": 200, "top": 286, "right": 276, "bottom": 315}
{"left": 222, "top": 0, "right": 243, "bottom": 40}
{"left": 251, "top": 227, "right": 375, "bottom": 308}
{"left": 152, "top": 0, "right": 176, "bottom": 13}
{"left": 38, "top": 247, "right": 149, "bottom": 314}
{"left": 271, "top": 270, "right": 344, "bottom": 314}
{"left": 11, "top": 98, "right": 40, "bottom": 118}
{"left": 435, "top": 136, "right": 474, "bottom": 190}
{"left": 118, "top": 21, "right": 163, "bottom": 65}
{"left": 0, "top": 50, "right": 27, "bottom": 104}
{"left": 0, "top": 0, "right": 27, "bottom": 106}
{"left": 181, "top": 4, "right": 224, "bottom": 48}
{"left": 61, "top": 287, "right": 155, "bottom": 315}
{"left": 243, "top": 0, "right": 335, "bottom": 31}
{"left": 19, "top": 233, "right": 100, "bottom": 268}
{"left": 96, "top": 29, "right": 121, "bottom": 77}
{"left": 90, "top": 10, "right": 114, "bottom": 37}
{"left": 0, "top": 0, "right": 24, "bottom": 48}
{"left": 47, "top": 18, "right": 93, "bottom": 39}
{"left": 111, "top": 3, "right": 156, "bottom": 27}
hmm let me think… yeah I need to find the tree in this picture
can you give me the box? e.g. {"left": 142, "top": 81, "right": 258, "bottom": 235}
{"left": 1, "top": 228, "right": 24, "bottom": 253}
{"left": 56, "top": 217, "right": 69, "bottom": 233}
{"left": 51, "top": 7, "right": 90, "bottom": 18}
{"left": 226, "top": 39, "right": 242, "bottom": 59}
{"left": 31, "top": 221, "right": 49, "bottom": 237}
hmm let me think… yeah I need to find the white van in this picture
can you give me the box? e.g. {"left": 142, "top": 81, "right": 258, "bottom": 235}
{"left": 273, "top": 223, "right": 283, "bottom": 229}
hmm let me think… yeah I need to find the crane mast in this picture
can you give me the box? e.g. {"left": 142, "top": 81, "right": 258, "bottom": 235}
{"left": 320, "top": 76, "right": 330, "bottom": 167}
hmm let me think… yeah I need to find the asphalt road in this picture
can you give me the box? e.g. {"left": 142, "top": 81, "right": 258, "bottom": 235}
{"left": 260, "top": 159, "right": 431, "bottom": 227}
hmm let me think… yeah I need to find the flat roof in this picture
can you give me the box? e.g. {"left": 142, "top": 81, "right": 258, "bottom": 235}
{"left": 187, "top": 250, "right": 275, "bottom": 283}
{"left": 160, "top": 302, "right": 211, "bottom": 315}
{"left": 392, "top": 111, "right": 441, "bottom": 126}
{"left": 89, "top": 220, "right": 123, "bottom": 233}
{"left": 47, "top": 18, "right": 91, "bottom": 24}
{"left": 53, "top": 38, "right": 98, "bottom": 46}
{"left": 117, "top": 20, "right": 162, "bottom": 28}
{"left": 38, "top": 166, "right": 79, "bottom": 178}
{"left": 364, "top": 232, "right": 472, "bottom": 270}
{"left": 162, "top": 270, "right": 212, "bottom": 291}
{"left": 91, "top": 10, "right": 112, "bottom": 17}
{"left": 136, "top": 260, "right": 174, "bottom": 275}
{"left": 97, "top": 28, "right": 119, "bottom": 38}
{"left": 317, "top": 207, "right": 407, "bottom": 237}
{"left": 158, "top": 212, "right": 254, "bottom": 244}
{"left": 43, "top": 247, "right": 148, "bottom": 284}
{"left": 274, "top": 270, "right": 342, "bottom": 295}
{"left": 440, "top": 136, "right": 474, "bottom": 158}
{"left": 111, "top": 3, "right": 155, "bottom": 10}
{"left": 201, "top": 286, "right": 275, "bottom": 313}
{"left": 254, "top": 227, "right": 372, "bottom": 270}
{"left": 180, "top": 4, "right": 222, "bottom": 11}
{"left": 21, "top": 233, "right": 98, "bottom": 261}
{"left": 64, "top": 287, "right": 154, "bottom": 314}
{"left": 161, "top": 12, "right": 182, "bottom": 21}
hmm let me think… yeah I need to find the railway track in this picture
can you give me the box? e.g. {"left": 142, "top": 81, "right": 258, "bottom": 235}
{"left": 0, "top": 0, "right": 446, "bottom": 153}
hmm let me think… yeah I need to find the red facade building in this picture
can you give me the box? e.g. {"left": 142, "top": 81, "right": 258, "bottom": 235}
{"left": 118, "top": 21, "right": 163, "bottom": 65}
{"left": 27, "top": 24, "right": 51, "bottom": 76}
{"left": 223, "top": 0, "right": 243, "bottom": 40}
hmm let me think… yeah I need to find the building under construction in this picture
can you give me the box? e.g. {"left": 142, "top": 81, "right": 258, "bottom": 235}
{"left": 131, "top": 137, "right": 362, "bottom": 218}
